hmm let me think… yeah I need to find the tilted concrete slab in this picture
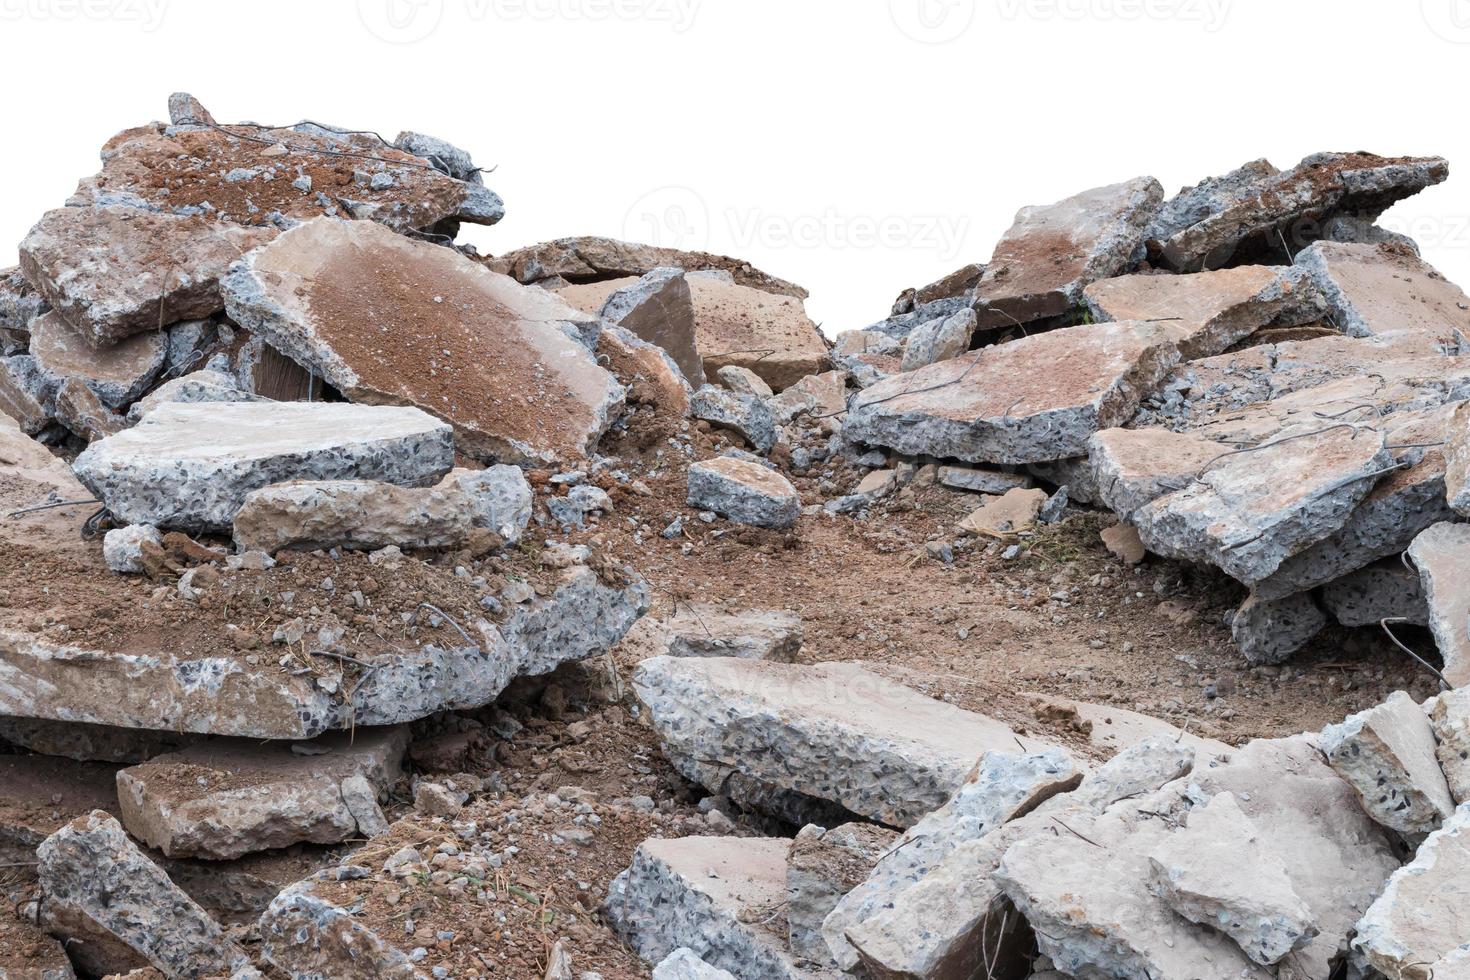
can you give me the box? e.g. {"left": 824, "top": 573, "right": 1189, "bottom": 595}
{"left": 1409, "top": 522, "right": 1470, "bottom": 688}
{"left": 1297, "top": 239, "right": 1470, "bottom": 341}
{"left": 1321, "top": 692, "right": 1456, "bottom": 837}
{"left": 28, "top": 311, "right": 166, "bottom": 409}
{"left": 688, "top": 276, "right": 828, "bottom": 392}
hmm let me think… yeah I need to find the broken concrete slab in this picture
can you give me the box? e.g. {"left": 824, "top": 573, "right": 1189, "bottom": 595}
{"left": 768, "top": 370, "right": 847, "bottom": 425}
{"left": 116, "top": 727, "right": 408, "bottom": 859}
{"left": 28, "top": 311, "right": 165, "bottom": 409}
{"left": 1322, "top": 560, "right": 1428, "bottom": 628}
{"left": 126, "top": 368, "right": 260, "bottom": 423}
{"left": 1084, "top": 265, "right": 1323, "bottom": 361}
{"left": 1355, "top": 803, "right": 1470, "bottom": 980}
{"left": 102, "top": 523, "right": 161, "bottom": 574}
{"left": 845, "top": 319, "right": 1180, "bottom": 465}
{"left": 786, "top": 823, "right": 898, "bottom": 965}
{"left": 1230, "top": 591, "right": 1328, "bottom": 667}
{"left": 900, "top": 308, "right": 974, "bottom": 371}
{"left": 971, "top": 177, "right": 1164, "bottom": 332}
{"left": 19, "top": 206, "right": 274, "bottom": 347}
{"left": 956, "top": 486, "right": 1048, "bottom": 538}
{"left": 936, "top": 465, "right": 1032, "bottom": 495}
{"left": 891, "top": 263, "right": 988, "bottom": 315}
{"left": 38, "top": 811, "right": 249, "bottom": 978}
{"left": 1089, "top": 426, "right": 1225, "bottom": 520}
{"left": 1298, "top": 240, "right": 1470, "bottom": 342}
{"left": 222, "top": 217, "right": 624, "bottom": 465}
{"left": 633, "top": 656, "right": 1062, "bottom": 828}
{"left": 1147, "top": 159, "right": 1280, "bottom": 250}
{"left": 492, "top": 236, "right": 808, "bottom": 299}
{"left": 653, "top": 948, "right": 739, "bottom": 980}
{"left": 0, "top": 355, "right": 58, "bottom": 435}
{"left": 1432, "top": 690, "right": 1470, "bottom": 805}
{"left": 73, "top": 401, "right": 454, "bottom": 533}
{"left": 0, "top": 266, "right": 47, "bottom": 354}
{"left": 1408, "top": 522, "right": 1470, "bottom": 688}
{"left": 1148, "top": 791, "right": 1317, "bottom": 966}
{"left": 686, "top": 456, "right": 800, "bottom": 530}
{"left": 602, "top": 268, "right": 705, "bottom": 387}
{"left": 1153, "top": 152, "right": 1449, "bottom": 272}
{"left": 597, "top": 323, "right": 694, "bottom": 416}
{"left": 689, "top": 386, "right": 776, "bottom": 453}
{"left": 52, "top": 378, "right": 126, "bottom": 441}
{"left": 259, "top": 866, "right": 426, "bottom": 980}
{"left": 1321, "top": 691, "right": 1456, "bottom": 837}
{"left": 1443, "top": 401, "right": 1470, "bottom": 517}
{"left": 0, "top": 566, "right": 644, "bottom": 739}
{"left": 660, "top": 605, "right": 803, "bottom": 661}
{"left": 1132, "top": 423, "right": 1395, "bottom": 585}
{"left": 688, "top": 276, "right": 828, "bottom": 392}
{"left": 1101, "top": 522, "right": 1146, "bottom": 564}
{"left": 605, "top": 835, "right": 822, "bottom": 980}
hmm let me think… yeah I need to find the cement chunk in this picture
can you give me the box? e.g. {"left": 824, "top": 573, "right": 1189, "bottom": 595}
{"left": 73, "top": 401, "right": 454, "bottom": 533}
{"left": 1090, "top": 426, "right": 1225, "bottom": 520}
{"left": 633, "top": 656, "right": 1064, "bottom": 828}
{"left": 126, "top": 368, "right": 260, "bottom": 423}
{"left": 786, "top": 823, "right": 898, "bottom": 964}
{"left": 28, "top": 311, "right": 166, "bottom": 409}
{"left": 602, "top": 267, "right": 705, "bottom": 387}
{"left": 653, "top": 948, "right": 739, "bottom": 980}
{"left": 900, "top": 309, "right": 974, "bottom": 371}
{"left": 1408, "top": 522, "right": 1470, "bottom": 687}
{"left": 0, "top": 265, "right": 47, "bottom": 354}
{"left": 686, "top": 457, "right": 800, "bottom": 529}
{"left": 845, "top": 320, "right": 1181, "bottom": 465}
{"left": 971, "top": 177, "right": 1164, "bottom": 332}
{"left": 102, "top": 524, "right": 161, "bottom": 574}
{"left": 1298, "top": 239, "right": 1470, "bottom": 341}
{"left": 222, "top": 217, "right": 624, "bottom": 465}
{"left": 936, "top": 465, "right": 1032, "bottom": 495}
{"left": 260, "top": 867, "right": 426, "bottom": 980}
{"left": 1320, "top": 691, "right": 1455, "bottom": 837}
{"left": 1432, "top": 690, "right": 1470, "bottom": 805}
{"left": 717, "top": 365, "right": 773, "bottom": 397}
{"left": 690, "top": 386, "right": 776, "bottom": 453}
{"left": 661, "top": 605, "right": 803, "bottom": 661}
{"left": 1230, "top": 591, "right": 1328, "bottom": 667}
{"left": 1322, "top": 560, "right": 1428, "bottom": 628}
{"left": 689, "top": 276, "right": 828, "bottom": 391}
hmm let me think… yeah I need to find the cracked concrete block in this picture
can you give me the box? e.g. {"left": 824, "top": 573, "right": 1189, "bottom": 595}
{"left": 1322, "top": 560, "right": 1428, "bottom": 628}
{"left": 689, "top": 276, "right": 828, "bottom": 392}
{"left": 597, "top": 322, "right": 694, "bottom": 416}
{"left": 1432, "top": 690, "right": 1470, "bottom": 805}
{"left": 686, "top": 457, "right": 800, "bottom": 529}
{"left": 768, "top": 370, "right": 847, "bottom": 425}
{"left": 1409, "top": 522, "right": 1470, "bottom": 688}
{"left": 956, "top": 487, "right": 1048, "bottom": 538}
{"left": 260, "top": 866, "right": 426, "bottom": 980}
{"left": 72, "top": 401, "right": 454, "bottom": 533}
{"left": 1147, "top": 159, "right": 1279, "bottom": 247}
{"left": 0, "top": 354, "right": 59, "bottom": 435}
{"left": 900, "top": 309, "right": 975, "bottom": 371}
{"left": 717, "top": 364, "right": 773, "bottom": 397}
{"left": 116, "top": 727, "right": 408, "bottom": 859}
{"left": 1149, "top": 792, "right": 1318, "bottom": 966}
{"left": 222, "top": 217, "right": 624, "bottom": 465}
{"left": 1230, "top": 591, "right": 1328, "bottom": 666}
{"left": 690, "top": 385, "right": 776, "bottom": 453}
{"left": 602, "top": 267, "right": 704, "bottom": 387}
{"left": 0, "top": 265, "right": 47, "bottom": 354}
{"left": 786, "top": 823, "right": 898, "bottom": 964}
{"left": 1297, "top": 239, "right": 1470, "bottom": 341}
{"left": 653, "top": 948, "right": 739, "bottom": 980}
{"left": 936, "top": 465, "right": 1033, "bottom": 495}
{"left": 28, "top": 311, "right": 166, "bottom": 410}
{"left": 102, "top": 523, "right": 162, "bottom": 574}
{"left": 1321, "top": 691, "right": 1456, "bottom": 837}
{"left": 971, "top": 177, "right": 1164, "bottom": 332}
{"left": 1090, "top": 426, "right": 1225, "bottom": 520}
{"left": 845, "top": 320, "right": 1180, "bottom": 465}
{"left": 633, "top": 656, "right": 1064, "bottom": 829}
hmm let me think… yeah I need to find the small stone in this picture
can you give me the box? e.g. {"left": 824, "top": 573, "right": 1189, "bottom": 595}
{"left": 686, "top": 457, "right": 800, "bottom": 530}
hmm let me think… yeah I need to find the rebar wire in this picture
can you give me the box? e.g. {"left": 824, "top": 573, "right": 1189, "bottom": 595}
{"left": 1380, "top": 618, "right": 1452, "bottom": 692}
{"left": 414, "top": 602, "right": 477, "bottom": 651}
{"left": 4, "top": 499, "right": 101, "bottom": 519}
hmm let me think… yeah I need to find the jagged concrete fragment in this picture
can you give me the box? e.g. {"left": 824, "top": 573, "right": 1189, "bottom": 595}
{"left": 102, "top": 524, "right": 161, "bottom": 574}
{"left": 900, "top": 309, "right": 975, "bottom": 371}
{"left": 653, "top": 948, "right": 738, "bottom": 980}
{"left": 0, "top": 355, "right": 58, "bottom": 434}
{"left": 845, "top": 320, "right": 1180, "bottom": 465}
{"left": 892, "top": 263, "right": 987, "bottom": 315}
{"left": 448, "top": 465, "right": 533, "bottom": 544}
{"left": 1230, "top": 591, "right": 1328, "bottom": 666}
{"left": 0, "top": 718, "right": 199, "bottom": 764}
{"left": 1084, "top": 265, "right": 1322, "bottom": 360}
{"left": 1090, "top": 426, "right": 1225, "bottom": 519}
{"left": 661, "top": 605, "right": 803, "bottom": 661}
{"left": 689, "top": 276, "right": 828, "bottom": 391}
{"left": 1409, "top": 522, "right": 1470, "bottom": 688}
{"left": 786, "top": 823, "right": 898, "bottom": 964}
{"left": 597, "top": 323, "right": 693, "bottom": 416}
{"left": 1154, "top": 152, "right": 1449, "bottom": 272}
{"left": 126, "top": 368, "right": 259, "bottom": 422}
{"left": 0, "top": 265, "right": 47, "bottom": 354}
{"left": 717, "top": 365, "right": 773, "bottom": 397}
{"left": 690, "top": 386, "right": 776, "bottom": 453}
{"left": 634, "top": 656, "right": 1062, "bottom": 828}
{"left": 73, "top": 401, "right": 454, "bottom": 533}
{"left": 0, "top": 566, "right": 644, "bottom": 738}
{"left": 1432, "top": 690, "right": 1470, "bottom": 805}
{"left": 1298, "top": 240, "right": 1470, "bottom": 341}
{"left": 493, "top": 236, "right": 807, "bottom": 299}
{"left": 27, "top": 311, "right": 165, "bottom": 410}
{"left": 768, "top": 370, "right": 847, "bottom": 424}
{"left": 971, "top": 177, "right": 1164, "bottom": 332}
{"left": 38, "top": 811, "right": 249, "bottom": 978}
{"left": 222, "top": 217, "right": 624, "bottom": 465}
{"left": 956, "top": 487, "right": 1047, "bottom": 537}
{"left": 52, "top": 378, "right": 125, "bottom": 440}
{"left": 605, "top": 836, "right": 822, "bottom": 980}
{"left": 936, "top": 465, "right": 1032, "bottom": 495}
{"left": 116, "top": 727, "right": 407, "bottom": 859}
{"left": 393, "top": 130, "right": 482, "bottom": 183}
{"left": 1444, "top": 402, "right": 1470, "bottom": 517}
{"left": 1148, "top": 792, "right": 1317, "bottom": 965}
{"left": 260, "top": 867, "right": 425, "bottom": 980}
{"left": 1321, "top": 692, "right": 1456, "bottom": 837}
{"left": 687, "top": 457, "right": 800, "bottom": 529}
{"left": 19, "top": 206, "right": 273, "bottom": 346}
{"left": 1355, "top": 804, "right": 1470, "bottom": 980}
{"left": 602, "top": 268, "right": 705, "bottom": 386}
{"left": 1133, "top": 424, "right": 1395, "bottom": 584}
{"left": 1322, "top": 560, "right": 1428, "bottom": 628}
{"left": 1148, "top": 159, "right": 1279, "bottom": 247}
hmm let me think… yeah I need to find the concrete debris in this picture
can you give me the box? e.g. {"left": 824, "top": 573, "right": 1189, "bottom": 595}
{"left": 653, "top": 948, "right": 739, "bottom": 980}
{"left": 971, "top": 177, "right": 1164, "bottom": 332}
{"left": 28, "top": 311, "right": 166, "bottom": 409}
{"left": 0, "top": 265, "right": 48, "bottom": 354}
{"left": 689, "top": 385, "right": 777, "bottom": 453}
{"left": 1299, "top": 240, "right": 1470, "bottom": 341}
{"left": 633, "top": 656, "right": 1063, "bottom": 828}
{"left": 1147, "top": 158, "right": 1279, "bottom": 251}
{"left": 686, "top": 456, "right": 800, "bottom": 529}
{"left": 1320, "top": 691, "right": 1456, "bottom": 837}
{"left": 768, "top": 370, "right": 847, "bottom": 424}
{"left": 936, "top": 464, "right": 1033, "bottom": 495}
{"left": 102, "top": 523, "right": 161, "bottom": 574}
{"left": 222, "top": 216, "right": 624, "bottom": 465}
{"left": 53, "top": 377, "right": 126, "bottom": 441}
{"left": 1230, "top": 591, "right": 1329, "bottom": 667}
{"left": 1408, "top": 522, "right": 1470, "bottom": 688}
{"left": 786, "top": 823, "right": 898, "bottom": 964}
{"left": 260, "top": 867, "right": 426, "bottom": 980}
{"left": 899, "top": 308, "right": 975, "bottom": 371}
{"left": 602, "top": 267, "right": 705, "bottom": 387}
{"left": 658, "top": 605, "right": 804, "bottom": 661}
{"left": 1432, "top": 690, "right": 1470, "bottom": 805}
{"left": 689, "top": 275, "right": 829, "bottom": 391}
{"left": 957, "top": 486, "right": 1048, "bottom": 538}
{"left": 1100, "top": 521, "right": 1146, "bottom": 564}
{"left": 717, "top": 364, "right": 774, "bottom": 397}
{"left": 1321, "top": 560, "right": 1428, "bottom": 628}
{"left": 891, "top": 263, "right": 987, "bottom": 315}
{"left": 597, "top": 322, "right": 694, "bottom": 416}
{"left": 126, "top": 368, "right": 260, "bottom": 423}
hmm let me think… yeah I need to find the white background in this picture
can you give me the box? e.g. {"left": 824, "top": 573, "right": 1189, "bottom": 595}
{"left": 1, "top": 0, "right": 1467, "bottom": 335}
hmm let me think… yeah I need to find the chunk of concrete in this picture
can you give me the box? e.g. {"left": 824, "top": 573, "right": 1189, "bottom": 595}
{"left": 1148, "top": 792, "right": 1317, "bottom": 966}
{"left": 1322, "top": 560, "right": 1428, "bottom": 628}
{"left": 1355, "top": 803, "right": 1470, "bottom": 980}
{"left": 27, "top": 311, "right": 166, "bottom": 410}
{"left": 1432, "top": 690, "right": 1470, "bottom": 805}
{"left": 19, "top": 206, "right": 273, "bottom": 346}
{"left": 688, "top": 276, "right": 828, "bottom": 391}
{"left": 38, "top": 811, "right": 249, "bottom": 978}
{"left": 0, "top": 265, "right": 47, "bottom": 354}
{"left": 222, "top": 217, "right": 624, "bottom": 465}
{"left": 126, "top": 368, "right": 259, "bottom": 422}
{"left": 1442, "top": 402, "right": 1470, "bottom": 517}
{"left": 1084, "top": 265, "right": 1322, "bottom": 360}
{"left": 0, "top": 354, "right": 58, "bottom": 434}
{"left": 633, "top": 656, "right": 1063, "bottom": 828}
{"left": 52, "top": 377, "right": 126, "bottom": 441}
{"left": 653, "top": 948, "right": 738, "bottom": 980}
{"left": 1132, "top": 423, "right": 1395, "bottom": 585}
{"left": 846, "top": 320, "right": 1180, "bottom": 465}
{"left": 936, "top": 465, "right": 1032, "bottom": 495}
{"left": 892, "top": 263, "right": 988, "bottom": 314}
{"left": 73, "top": 401, "right": 454, "bottom": 533}
{"left": 971, "top": 177, "right": 1164, "bottom": 332}
{"left": 717, "top": 365, "right": 773, "bottom": 397}
{"left": 1101, "top": 522, "right": 1146, "bottom": 564}
{"left": 260, "top": 867, "right": 425, "bottom": 980}
{"left": 768, "top": 370, "right": 847, "bottom": 425}
{"left": 605, "top": 836, "right": 822, "bottom": 980}
{"left": 1147, "top": 159, "right": 1279, "bottom": 248}
{"left": 1230, "top": 591, "right": 1328, "bottom": 666}
{"left": 447, "top": 465, "right": 533, "bottom": 544}
{"left": 661, "top": 605, "right": 803, "bottom": 661}
{"left": 602, "top": 267, "right": 705, "bottom": 386}
{"left": 956, "top": 486, "right": 1048, "bottom": 537}
{"left": 786, "top": 823, "right": 898, "bottom": 964}
{"left": 116, "top": 727, "right": 407, "bottom": 859}
{"left": 686, "top": 457, "right": 800, "bottom": 529}
{"left": 1153, "top": 152, "right": 1448, "bottom": 272}
{"left": 1408, "top": 522, "right": 1470, "bottom": 688}
{"left": 597, "top": 322, "right": 693, "bottom": 416}
{"left": 1320, "top": 691, "right": 1456, "bottom": 837}
{"left": 900, "top": 309, "right": 975, "bottom": 371}
{"left": 103, "top": 523, "right": 162, "bottom": 574}
{"left": 1298, "top": 240, "right": 1470, "bottom": 341}
{"left": 690, "top": 386, "right": 776, "bottom": 453}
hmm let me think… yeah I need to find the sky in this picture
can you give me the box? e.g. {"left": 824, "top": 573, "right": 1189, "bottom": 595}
{"left": 1, "top": 0, "right": 1467, "bottom": 335}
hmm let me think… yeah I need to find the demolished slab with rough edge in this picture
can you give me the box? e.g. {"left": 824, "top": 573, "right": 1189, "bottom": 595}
{"left": 72, "top": 400, "right": 454, "bottom": 533}
{"left": 1230, "top": 591, "right": 1328, "bottom": 666}
{"left": 223, "top": 217, "right": 624, "bottom": 465}
{"left": 686, "top": 457, "right": 800, "bottom": 529}
{"left": 1320, "top": 691, "right": 1456, "bottom": 837}
{"left": 1409, "top": 522, "right": 1470, "bottom": 688}
{"left": 1090, "top": 426, "right": 1225, "bottom": 520}
{"left": 1433, "top": 690, "right": 1470, "bottom": 805}
{"left": 660, "top": 605, "right": 803, "bottom": 661}
{"left": 971, "top": 177, "right": 1164, "bottom": 332}
{"left": 28, "top": 311, "right": 166, "bottom": 409}
{"left": 602, "top": 267, "right": 705, "bottom": 387}
{"left": 844, "top": 320, "right": 1181, "bottom": 465}
{"left": 688, "top": 276, "right": 829, "bottom": 392}
{"left": 1297, "top": 239, "right": 1470, "bottom": 341}
{"left": 1322, "top": 560, "right": 1428, "bottom": 628}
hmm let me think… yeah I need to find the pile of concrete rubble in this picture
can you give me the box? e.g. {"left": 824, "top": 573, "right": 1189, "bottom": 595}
{"left": 2, "top": 93, "right": 1470, "bottom": 979}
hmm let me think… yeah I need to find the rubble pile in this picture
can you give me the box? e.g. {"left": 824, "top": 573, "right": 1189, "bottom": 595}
{"left": 3, "top": 94, "right": 1470, "bottom": 980}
